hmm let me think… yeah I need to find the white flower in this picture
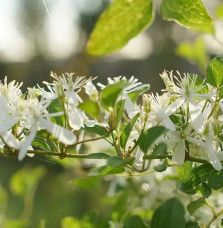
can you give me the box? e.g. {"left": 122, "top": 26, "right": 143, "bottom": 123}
{"left": 98, "top": 76, "right": 149, "bottom": 117}
{"left": 149, "top": 93, "right": 183, "bottom": 131}
{"left": 18, "top": 97, "right": 76, "bottom": 161}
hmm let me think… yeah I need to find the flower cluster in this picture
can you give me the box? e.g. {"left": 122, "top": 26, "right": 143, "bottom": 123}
{"left": 0, "top": 71, "right": 222, "bottom": 172}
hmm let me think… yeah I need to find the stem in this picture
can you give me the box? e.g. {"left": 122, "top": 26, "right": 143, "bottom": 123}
{"left": 207, "top": 208, "right": 223, "bottom": 228}
{"left": 70, "top": 136, "right": 105, "bottom": 147}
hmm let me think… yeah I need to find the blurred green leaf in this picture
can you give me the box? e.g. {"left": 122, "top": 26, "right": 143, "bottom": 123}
{"left": 89, "top": 165, "right": 125, "bottom": 176}
{"left": 138, "top": 126, "right": 166, "bottom": 153}
{"left": 10, "top": 166, "right": 45, "bottom": 196}
{"left": 153, "top": 159, "right": 168, "bottom": 172}
{"left": 120, "top": 113, "right": 139, "bottom": 149}
{"left": 100, "top": 81, "right": 126, "bottom": 109}
{"left": 179, "top": 164, "right": 213, "bottom": 194}
{"left": 115, "top": 99, "right": 126, "bottom": 129}
{"left": 78, "top": 99, "right": 100, "bottom": 119}
{"left": 207, "top": 56, "right": 223, "bottom": 87}
{"left": 48, "top": 98, "right": 65, "bottom": 126}
{"left": 87, "top": 0, "right": 154, "bottom": 56}
{"left": 176, "top": 38, "right": 208, "bottom": 71}
{"left": 215, "top": 4, "right": 223, "bottom": 18}
{"left": 161, "top": 0, "right": 213, "bottom": 33}
{"left": 208, "top": 169, "right": 223, "bottom": 190}
{"left": 87, "top": 153, "right": 111, "bottom": 159}
{"left": 128, "top": 84, "right": 150, "bottom": 103}
{"left": 185, "top": 221, "right": 199, "bottom": 228}
{"left": 0, "top": 185, "right": 7, "bottom": 214}
{"left": 187, "top": 197, "right": 206, "bottom": 216}
{"left": 82, "top": 124, "right": 109, "bottom": 136}
{"left": 151, "top": 198, "right": 185, "bottom": 228}
{"left": 2, "top": 219, "right": 27, "bottom": 228}
{"left": 61, "top": 217, "right": 92, "bottom": 228}
{"left": 123, "top": 215, "right": 149, "bottom": 228}
{"left": 152, "top": 142, "right": 167, "bottom": 156}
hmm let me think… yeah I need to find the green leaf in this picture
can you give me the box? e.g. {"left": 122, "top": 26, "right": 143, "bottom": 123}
{"left": 107, "top": 156, "right": 124, "bottom": 166}
{"left": 115, "top": 99, "right": 126, "bottom": 129}
{"left": 161, "top": 0, "right": 214, "bottom": 33}
{"left": 61, "top": 217, "right": 81, "bottom": 228}
{"left": 87, "top": 153, "right": 111, "bottom": 159}
{"left": 154, "top": 159, "right": 168, "bottom": 172}
{"left": 208, "top": 169, "right": 223, "bottom": 190}
{"left": 128, "top": 84, "right": 150, "bottom": 103}
{"left": 151, "top": 198, "right": 185, "bottom": 228}
{"left": 176, "top": 38, "right": 208, "bottom": 71}
{"left": 152, "top": 142, "right": 167, "bottom": 156}
{"left": 87, "top": 0, "right": 154, "bottom": 56}
{"left": 199, "top": 183, "right": 212, "bottom": 198}
{"left": 10, "top": 166, "right": 45, "bottom": 196}
{"left": 48, "top": 98, "right": 65, "bottom": 126}
{"left": 89, "top": 165, "right": 125, "bottom": 176}
{"left": 78, "top": 99, "right": 100, "bottom": 119}
{"left": 123, "top": 215, "right": 148, "bottom": 228}
{"left": 82, "top": 124, "right": 109, "bottom": 136}
{"left": 32, "top": 136, "right": 51, "bottom": 151}
{"left": 100, "top": 81, "right": 126, "bottom": 109}
{"left": 215, "top": 4, "right": 223, "bottom": 18}
{"left": 206, "top": 56, "right": 223, "bottom": 87}
{"left": 179, "top": 164, "right": 213, "bottom": 194}
{"left": 120, "top": 113, "right": 139, "bottom": 149}
{"left": 185, "top": 221, "right": 199, "bottom": 228}
{"left": 138, "top": 126, "right": 166, "bottom": 153}
{"left": 187, "top": 197, "right": 206, "bottom": 216}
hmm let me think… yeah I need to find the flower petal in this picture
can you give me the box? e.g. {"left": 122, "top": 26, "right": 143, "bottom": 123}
{"left": 18, "top": 124, "right": 38, "bottom": 161}
{"left": 163, "top": 117, "right": 176, "bottom": 131}
{"left": 172, "top": 140, "right": 185, "bottom": 166}
{"left": 0, "top": 131, "right": 20, "bottom": 149}
{"left": 205, "top": 136, "right": 222, "bottom": 171}
{"left": 68, "top": 106, "right": 84, "bottom": 130}
{"left": 40, "top": 118, "right": 76, "bottom": 145}
{"left": 0, "top": 117, "right": 19, "bottom": 133}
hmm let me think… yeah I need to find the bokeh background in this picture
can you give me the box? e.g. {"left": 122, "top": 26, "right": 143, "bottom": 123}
{"left": 1, "top": 0, "right": 223, "bottom": 227}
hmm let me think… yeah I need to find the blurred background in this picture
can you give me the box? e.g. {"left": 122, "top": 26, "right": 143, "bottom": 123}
{"left": 1, "top": 0, "right": 223, "bottom": 227}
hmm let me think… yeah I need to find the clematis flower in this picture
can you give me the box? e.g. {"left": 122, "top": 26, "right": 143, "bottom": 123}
{"left": 98, "top": 76, "right": 149, "bottom": 118}
{"left": 18, "top": 95, "right": 76, "bottom": 161}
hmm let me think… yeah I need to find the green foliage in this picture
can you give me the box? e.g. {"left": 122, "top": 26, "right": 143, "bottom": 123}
{"left": 176, "top": 38, "right": 208, "bottom": 71}
{"left": 179, "top": 164, "right": 214, "bottom": 194}
{"left": 61, "top": 217, "right": 92, "bottom": 228}
{"left": 100, "top": 80, "right": 126, "bottom": 109}
{"left": 10, "top": 166, "right": 45, "bottom": 196}
{"left": 89, "top": 165, "right": 125, "bottom": 177}
{"left": 199, "top": 183, "right": 212, "bottom": 198}
{"left": 215, "top": 4, "right": 223, "bottom": 18}
{"left": 138, "top": 126, "right": 166, "bottom": 153}
{"left": 153, "top": 159, "right": 168, "bottom": 172}
{"left": 128, "top": 84, "right": 150, "bottom": 103}
{"left": 208, "top": 169, "right": 223, "bottom": 190}
{"left": 48, "top": 98, "right": 65, "bottom": 126}
{"left": 161, "top": 0, "right": 214, "bottom": 33}
{"left": 123, "top": 215, "right": 149, "bottom": 228}
{"left": 151, "top": 198, "right": 185, "bottom": 228}
{"left": 82, "top": 124, "right": 109, "bottom": 137}
{"left": 115, "top": 99, "right": 126, "bottom": 130}
{"left": 87, "top": 153, "right": 111, "bottom": 159}
{"left": 186, "top": 197, "right": 207, "bottom": 215}
{"left": 120, "top": 113, "right": 139, "bottom": 149}
{"left": 152, "top": 142, "right": 167, "bottom": 156}
{"left": 78, "top": 99, "right": 101, "bottom": 120}
{"left": 206, "top": 56, "right": 223, "bottom": 87}
{"left": 87, "top": 0, "right": 154, "bottom": 56}
{"left": 0, "top": 185, "right": 7, "bottom": 214}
